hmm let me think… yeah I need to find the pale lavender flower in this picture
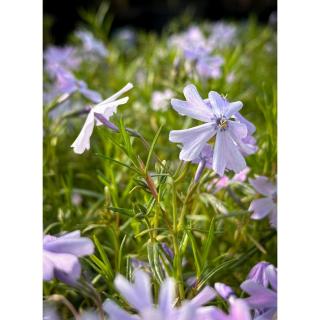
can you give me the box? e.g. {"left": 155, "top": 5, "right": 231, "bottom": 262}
{"left": 169, "top": 84, "right": 256, "bottom": 176}
{"left": 71, "top": 83, "right": 133, "bottom": 154}
{"left": 196, "top": 55, "right": 224, "bottom": 79}
{"left": 200, "top": 299, "right": 252, "bottom": 320}
{"left": 241, "top": 264, "right": 277, "bottom": 320}
{"left": 55, "top": 67, "right": 102, "bottom": 103}
{"left": 151, "top": 89, "right": 174, "bottom": 111}
{"left": 249, "top": 176, "right": 277, "bottom": 228}
{"left": 103, "top": 270, "right": 216, "bottom": 320}
{"left": 76, "top": 30, "right": 108, "bottom": 58}
{"left": 208, "top": 22, "right": 237, "bottom": 49}
{"left": 44, "top": 46, "right": 80, "bottom": 76}
{"left": 43, "top": 230, "right": 94, "bottom": 283}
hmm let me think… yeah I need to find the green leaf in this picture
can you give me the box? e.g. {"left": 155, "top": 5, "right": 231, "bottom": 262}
{"left": 145, "top": 124, "right": 163, "bottom": 173}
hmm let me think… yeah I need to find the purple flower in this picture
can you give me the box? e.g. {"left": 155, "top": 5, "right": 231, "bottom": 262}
{"left": 247, "top": 261, "right": 271, "bottom": 287}
{"left": 151, "top": 89, "right": 174, "bottom": 111}
{"left": 241, "top": 264, "right": 277, "bottom": 320}
{"left": 201, "top": 299, "right": 252, "bottom": 320}
{"left": 44, "top": 46, "right": 80, "bottom": 76}
{"left": 249, "top": 176, "right": 277, "bottom": 228}
{"left": 76, "top": 30, "right": 108, "bottom": 57}
{"left": 208, "top": 22, "right": 237, "bottom": 49}
{"left": 192, "top": 144, "right": 214, "bottom": 181}
{"left": 196, "top": 56, "right": 224, "bottom": 79}
{"left": 71, "top": 83, "right": 133, "bottom": 154}
{"left": 169, "top": 84, "right": 256, "bottom": 176}
{"left": 54, "top": 67, "right": 102, "bottom": 103}
{"left": 43, "top": 230, "right": 94, "bottom": 283}
{"left": 103, "top": 270, "right": 216, "bottom": 320}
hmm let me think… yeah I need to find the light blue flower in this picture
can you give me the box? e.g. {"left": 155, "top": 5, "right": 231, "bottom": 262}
{"left": 169, "top": 84, "right": 256, "bottom": 176}
{"left": 103, "top": 270, "right": 216, "bottom": 320}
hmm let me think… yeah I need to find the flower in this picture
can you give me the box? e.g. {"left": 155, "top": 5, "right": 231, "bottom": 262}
{"left": 54, "top": 67, "right": 102, "bottom": 103}
{"left": 196, "top": 56, "right": 224, "bottom": 79}
{"left": 203, "top": 299, "right": 252, "bottom": 320}
{"left": 43, "top": 230, "right": 94, "bottom": 283}
{"left": 191, "top": 144, "right": 213, "bottom": 182}
{"left": 43, "top": 302, "right": 60, "bottom": 320}
{"left": 71, "top": 83, "right": 133, "bottom": 154}
{"left": 169, "top": 84, "right": 256, "bottom": 176}
{"left": 241, "top": 263, "right": 277, "bottom": 320}
{"left": 208, "top": 22, "right": 237, "bottom": 49}
{"left": 247, "top": 261, "right": 272, "bottom": 287}
{"left": 151, "top": 89, "right": 174, "bottom": 111}
{"left": 44, "top": 46, "right": 80, "bottom": 76}
{"left": 103, "top": 269, "right": 216, "bottom": 320}
{"left": 76, "top": 30, "right": 108, "bottom": 57}
{"left": 249, "top": 176, "right": 277, "bottom": 228}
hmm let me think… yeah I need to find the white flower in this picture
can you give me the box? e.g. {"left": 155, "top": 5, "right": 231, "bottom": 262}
{"left": 71, "top": 83, "right": 133, "bottom": 154}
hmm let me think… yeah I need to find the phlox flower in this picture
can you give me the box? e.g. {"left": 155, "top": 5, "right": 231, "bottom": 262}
{"left": 76, "top": 30, "right": 108, "bottom": 57}
{"left": 103, "top": 269, "right": 216, "bottom": 320}
{"left": 44, "top": 46, "right": 80, "bottom": 76}
{"left": 214, "top": 283, "right": 236, "bottom": 302}
{"left": 249, "top": 176, "right": 277, "bottom": 228}
{"left": 43, "top": 230, "right": 94, "bottom": 283}
{"left": 196, "top": 56, "right": 224, "bottom": 79}
{"left": 241, "top": 263, "right": 277, "bottom": 320}
{"left": 208, "top": 22, "right": 237, "bottom": 49}
{"left": 151, "top": 89, "right": 174, "bottom": 111}
{"left": 54, "top": 67, "right": 102, "bottom": 103}
{"left": 169, "top": 84, "right": 256, "bottom": 176}
{"left": 71, "top": 83, "right": 133, "bottom": 154}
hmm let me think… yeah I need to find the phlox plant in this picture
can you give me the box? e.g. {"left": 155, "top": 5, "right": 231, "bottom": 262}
{"left": 43, "top": 6, "right": 276, "bottom": 320}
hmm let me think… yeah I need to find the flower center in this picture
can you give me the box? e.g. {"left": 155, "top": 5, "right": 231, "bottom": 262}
{"left": 217, "top": 117, "right": 228, "bottom": 130}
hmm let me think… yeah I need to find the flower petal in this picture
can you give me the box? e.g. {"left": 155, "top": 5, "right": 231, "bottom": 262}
{"left": 190, "top": 286, "right": 216, "bottom": 307}
{"left": 265, "top": 265, "right": 277, "bottom": 291}
{"left": 249, "top": 198, "right": 274, "bottom": 220}
{"left": 169, "top": 123, "right": 216, "bottom": 161}
{"left": 98, "top": 83, "right": 133, "bottom": 104}
{"left": 44, "top": 237, "right": 94, "bottom": 257}
{"left": 224, "top": 101, "right": 243, "bottom": 119}
{"left": 171, "top": 99, "right": 212, "bottom": 122}
{"left": 103, "top": 300, "right": 138, "bottom": 320}
{"left": 43, "top": 254, "right": 54, "bottom": 281}
{"left": 253, "top": 308, "right": 277, "bottom": 320}
{"left": 249, "top": 176, "right": 276, "bottom": 196}
{"left": 208, "top": 91, "right": 228, "bottom": 118}
{"left": 183, "top": 84, "right": 213, "bottom": 116}
{"left": 269, "top": 207, "right": 277, "bottom": 229}
{"left": 212, "top": 130, "right": 228, "bottom": 176}
{"left": 158, "top": 278, "right": 176, "bottom": 315}
{"left": 80, "top": 87, "right": 102, "bottom": 103}
{"left": 241, "top": 280, "right": 277, "bottom": 309}
{"left": 133, "top": 270, "right": 153, "bottom": 310}
{"left": 229, "top": 299, "right": 251, "bottom": 320}
{"left": 71, "top": 110, "right": 95, "bottom": 154}
{"left": 234, "top": 112, "right": 256, "bottom": 135}
{"left": 224, "top": 131, "right": 246, "bottom": 174}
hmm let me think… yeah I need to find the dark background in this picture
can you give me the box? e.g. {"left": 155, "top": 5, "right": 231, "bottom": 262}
{"left": 44, "top": 0, "right": 276, "bottom": 45}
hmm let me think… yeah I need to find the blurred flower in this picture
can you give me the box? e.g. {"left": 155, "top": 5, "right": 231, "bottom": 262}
{"left": 161, "top": 243, "right": 174, "bottom": 260}
{"left": 249, "top": 176, "right": 277, "bottom": 228}
{"left": 241, "top": 263, "right": 277, "bottom": 320}
{"left": 54, "top": 67, "right": 102, "bottom": 103}
{"left": 103, "top": 269, "right": 216, "bottom": 320}
{"left": 208, "top": 22, "right": 237, "bottom": 49}
{"left": 212, "top": 167, "right": 250, "bottom": 192}
{"left": 76, "top": 30, "right": 108, "bottom": 58}
{"left": 196, "top": 55, "right": 224, "bottom": 79}
{"left": 71, "top": 83, "right": 133, "bottom": 154}
{"left": 43, "top": 230, "right": 94, "bottom": 283}
{"left": 113, "top": 27, "right": 137, "bottom": 48}
{"left": 151, "top": 89, "right": 174, "bottom": 111}
{"left": 43, "top": 302, "right": 60, "bottom": 320}
{"left": 169, "top": 84, "right": 256, "bottom": 176}
{"left": 71, "top": 193, "right": 83, "bottom": 206}
{"left": 205, "top": 299, "right": 252, "bottom": 320}
{"left": 44, "top": 46, "right": 80, "bottom": 76}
